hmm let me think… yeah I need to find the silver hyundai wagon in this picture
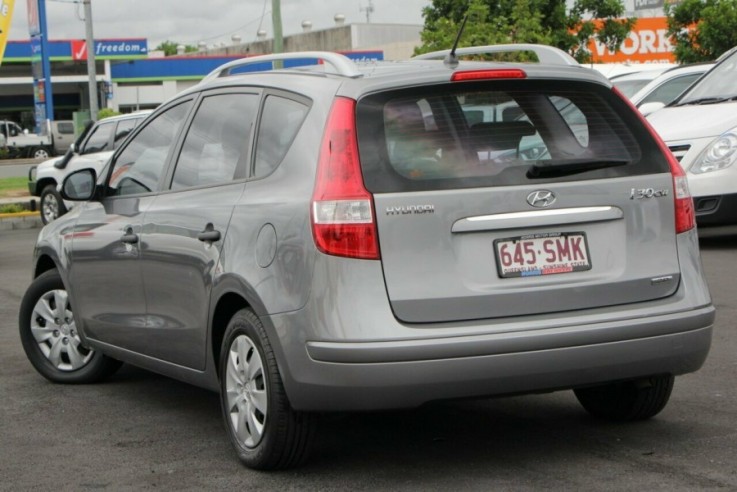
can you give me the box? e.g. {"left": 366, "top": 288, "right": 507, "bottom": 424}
{"left": 19, "top": 45, "right": 715, "bottom": 470}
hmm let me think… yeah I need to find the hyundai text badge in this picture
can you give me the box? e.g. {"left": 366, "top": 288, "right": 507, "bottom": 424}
{"left": 526, "top": 190, "right": 556, "bottom": 208}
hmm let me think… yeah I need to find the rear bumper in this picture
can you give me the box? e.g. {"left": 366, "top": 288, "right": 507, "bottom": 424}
{"left": 268, "top": 305, "right": 713, "bottom": 411}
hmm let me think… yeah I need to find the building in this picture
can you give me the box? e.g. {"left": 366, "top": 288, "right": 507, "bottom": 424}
{"left": 0, "top": 20, "right": 420, "bottom": 131}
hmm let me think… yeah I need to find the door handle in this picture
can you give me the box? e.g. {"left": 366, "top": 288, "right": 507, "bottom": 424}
{"left": 197, "top": 225, "right": 221, "bottom": 243}
{"left": 121, "top": 227, "right": 139, "bottom": 244}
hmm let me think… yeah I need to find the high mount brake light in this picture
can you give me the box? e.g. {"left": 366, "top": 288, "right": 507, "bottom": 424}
{"left": 612, "top": 87, "right": 695, "bottom": 234}
{"left": 311, "top": 97, "right": 380, "bottom": 260}
{"left": 451, "top": 69, "right": 527, "bottom": 82}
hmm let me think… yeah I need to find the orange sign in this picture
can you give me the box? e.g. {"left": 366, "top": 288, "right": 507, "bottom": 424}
{"left": 588, "top": 17, "right": 675, "bottom": 63}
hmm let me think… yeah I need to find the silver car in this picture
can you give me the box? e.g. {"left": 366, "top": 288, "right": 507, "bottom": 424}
{"left": 19, "top": 45, "right": 714, "bottom": 470}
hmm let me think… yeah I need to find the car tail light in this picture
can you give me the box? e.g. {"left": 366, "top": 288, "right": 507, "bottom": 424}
{"left": 311, "top": 97, "right": 380, "bottom": 260}
{"left": 612, "top": 87, "right": 695, "bottom": 234}
{"left": 451, "top": 69, "right": 526, "bottom": 82}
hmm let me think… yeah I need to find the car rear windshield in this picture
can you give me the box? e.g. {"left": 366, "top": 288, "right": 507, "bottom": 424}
{"left": 356, "top": 79, "right": 669, "bottom": 193}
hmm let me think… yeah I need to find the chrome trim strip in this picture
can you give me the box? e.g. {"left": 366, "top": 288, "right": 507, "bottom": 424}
{"left": 452, "top": 206, "right": 623, "bottom": 232}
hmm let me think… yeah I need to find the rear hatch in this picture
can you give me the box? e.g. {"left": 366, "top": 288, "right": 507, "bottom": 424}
{"left": 356, "top": 77, "right": 681, "bottom": 323}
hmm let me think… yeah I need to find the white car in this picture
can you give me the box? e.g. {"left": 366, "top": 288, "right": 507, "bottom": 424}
{"left": 609, "top": 67, "right": 670, "bottom": 99}
{"left": 647, "top": 48, "right": 737, "bottom": 227}
{"left": 28, "top": 111, "right": 152, "bottom": 224}
{"left": 631, "top": 63, "right": 714, "bottom": 114}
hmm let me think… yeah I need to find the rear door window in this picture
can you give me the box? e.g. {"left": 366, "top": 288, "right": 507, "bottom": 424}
{"left": 171, "top": 92, "right": 258, "bottom": 190}
{"left": 357, "top": 80, "right": 665, "bottom": 193}
{"left": 253, "top": 95, "right": 309, "bottom": 178}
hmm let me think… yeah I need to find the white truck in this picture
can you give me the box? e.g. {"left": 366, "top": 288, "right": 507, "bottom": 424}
{"left": 28, "top": 111, "right": 152, "bottom": 223}
{"left": 0, "top": 119, "right": 75, "bottom": 158}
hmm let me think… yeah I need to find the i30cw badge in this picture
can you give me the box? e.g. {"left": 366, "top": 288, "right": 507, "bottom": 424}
{"left": 527, "top": 190, "right": 556, "bottom": 208}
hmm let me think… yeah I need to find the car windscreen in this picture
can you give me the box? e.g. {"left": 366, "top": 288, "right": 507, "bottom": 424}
{"left": 677, "top": 51, "right": 737, "bottom": 104}
{"left": 356, "top": 79, "right": 669, "bottom": 193}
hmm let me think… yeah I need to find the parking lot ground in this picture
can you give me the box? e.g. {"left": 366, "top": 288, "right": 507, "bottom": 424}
{"left": 1, "top": 228, "right": 736, "bottom": 490}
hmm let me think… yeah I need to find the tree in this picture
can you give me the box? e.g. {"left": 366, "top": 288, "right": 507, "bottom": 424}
{"left": 567, "top": 0, "right": 636, "bottom": 63}
{"left": 666, "top": 0, "right": 737, "bottom": 62}
{"left": 415, "top": 0, "right": 636, "bottom": 64}
{"left": 155, "top": 40, "right": 199, "bottom": 56}
{"left": 97, "top": 108, "right": 120, "bottom": 120}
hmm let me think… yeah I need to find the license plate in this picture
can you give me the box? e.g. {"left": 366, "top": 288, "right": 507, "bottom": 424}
{"left": 494, "top": 232, "right": 591, "bottom": 278}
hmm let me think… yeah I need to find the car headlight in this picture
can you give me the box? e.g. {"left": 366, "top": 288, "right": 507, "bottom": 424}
{"left": 691, "top": 129, "right": 737, "bottom": 174}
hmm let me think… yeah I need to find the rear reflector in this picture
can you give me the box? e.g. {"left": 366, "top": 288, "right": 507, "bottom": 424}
{"left": 612, "top": 87, "right": 695, "bottom": 234}
{"left": 451, "top": 69, "right": 527, "bottom": 82}
{"left": 311, "top": 97, "right": 380, "bottom": 260}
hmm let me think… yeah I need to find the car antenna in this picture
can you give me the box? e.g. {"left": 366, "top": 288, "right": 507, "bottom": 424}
{"left": 444, "top": 13, "right": 469, "bottom": 69}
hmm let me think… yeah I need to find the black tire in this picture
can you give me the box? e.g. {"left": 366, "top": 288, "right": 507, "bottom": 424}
{"left": 39, "top": 184, "right": 67, "bottom": 224}
{"left": 574, "top": 375, "right": 675, "bottom": 422}
{"left": 19, "top": 270, "right": 122, "bottom": 384}
{"left": 32, "top": 147, "right": 51, "bottom": 159}
{"left": 219, "top": 308, "right": 314, "bottom": 470}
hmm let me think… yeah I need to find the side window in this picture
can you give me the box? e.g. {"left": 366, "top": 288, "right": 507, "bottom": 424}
{"left": 57, "top": 122, "right": 75, "bottom": 135}
{"left": 171, "top": 93, "right": 258, "bottom": 190}
{"left": 82, "top": 122, "right": 114, "bottom": 154}
{"left": 108, "top": 101, "right": 192, "bottom": 197}
{"left": 113, "top": 118, "right": 138, "bottom": 150}
{"left": 253, "top": 96, "right": 309, "bottom": 178}
{"left": 9, "top": 124, "right": 20, "bottom": 137}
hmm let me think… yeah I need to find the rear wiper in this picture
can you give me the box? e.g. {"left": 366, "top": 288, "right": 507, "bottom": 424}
{"left": 527, "top": 158, "right": 630, "bottom": 179}
{"left": 674, "top": 96, "right": 737, "bottom": 106}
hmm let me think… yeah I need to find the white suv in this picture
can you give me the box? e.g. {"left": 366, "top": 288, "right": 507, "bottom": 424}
{"left": 28, "top": 111, "right": 151, "bottom": 224}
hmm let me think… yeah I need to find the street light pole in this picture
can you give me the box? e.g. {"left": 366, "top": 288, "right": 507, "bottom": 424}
{"left": 272, "top": 0, "right": 283, "bottom": 54}
{"left": 83, "top": 0, "right": 98, "bottom": 121}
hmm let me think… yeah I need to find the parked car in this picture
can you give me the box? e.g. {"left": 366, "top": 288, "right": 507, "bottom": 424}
{"left": 19, "top": 45, "right": 714, "bottom": 470}
{"left": 609, "top": 67, "right": 670, "bottom": 99}
{"left": 647, "top": 47, "right": 737, "bottom": 226}
{"left": 27, "top": 111, "right": 151, "bottom": 224}
{"left": 630, "top": 62, "right": 714, "bottom": 114}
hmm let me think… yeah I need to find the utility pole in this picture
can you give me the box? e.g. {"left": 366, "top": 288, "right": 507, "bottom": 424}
{"left": 83, "top": 0, "right": 98, "bottom": 121}
{"left": 272, "top": 0, "right": 283, "bottom": 54}
{"left": 361, "top": 0, "right": 375, "bottom": 23}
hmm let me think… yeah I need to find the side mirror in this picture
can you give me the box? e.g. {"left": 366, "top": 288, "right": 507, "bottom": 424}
{"left": 638, "top": 102, "right": 666, "bottom": 117}
{"left": 23, "top": 129, "right": 29, "bottom": 135}
{"left": 61, "top": 168, "right": 97, "bottom": 201}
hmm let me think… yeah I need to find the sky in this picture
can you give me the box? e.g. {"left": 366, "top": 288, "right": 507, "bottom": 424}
{"left": 9, "top": 0, "right": 431, "bottom": 49}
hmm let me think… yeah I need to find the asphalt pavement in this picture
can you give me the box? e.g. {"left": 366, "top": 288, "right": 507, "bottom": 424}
{"left": 1, "top": 227, "right": 736, "bottom": 490}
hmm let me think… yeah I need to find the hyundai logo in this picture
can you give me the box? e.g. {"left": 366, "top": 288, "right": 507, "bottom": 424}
{"left": 526, "top": 190, "right": 556, "bottom": 208}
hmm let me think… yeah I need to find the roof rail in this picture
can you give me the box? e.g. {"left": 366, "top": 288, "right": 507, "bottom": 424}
{"left": 201, "top": 51, "right": 364, "bottom": 83}
{"left": 412, "top": 44, "right": 579, "bottom": 67}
